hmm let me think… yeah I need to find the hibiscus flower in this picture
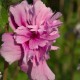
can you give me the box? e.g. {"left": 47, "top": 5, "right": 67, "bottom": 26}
{"left": 0, "top": 0, "right": 62, "bottom": 80}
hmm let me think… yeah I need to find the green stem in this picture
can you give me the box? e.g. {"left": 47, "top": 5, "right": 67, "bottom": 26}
{"left": 59, "top": 0, "right": 64, "bottom": 11}
{"left": 5, "top": 23, "right": 9, "bottom": 32}
{"left": 3, "top": 62, "right": 9, "bottom": 80}
{"left": 66, "top": 0, "right": 73, "bottom": 25}
{"left": 77, "top": 0, "right": 80, "bottom": 22}
{"left": 12, "top": 66, "right": 20, "bottom": 80}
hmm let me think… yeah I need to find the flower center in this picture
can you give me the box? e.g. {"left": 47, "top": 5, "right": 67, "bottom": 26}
{"left": 30, "top": 32, "right": 39, "bottom": 39}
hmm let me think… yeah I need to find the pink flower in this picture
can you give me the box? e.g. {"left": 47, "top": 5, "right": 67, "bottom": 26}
{"left": 0, "top": 0, "right": 62, "bottom": 80}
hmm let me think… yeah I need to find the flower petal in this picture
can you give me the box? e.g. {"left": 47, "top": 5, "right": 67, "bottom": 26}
{"left": 14, "top": 35, "right": 29, "bottom": 44}
{"left": 0, "top": 33, "right": 21, "bottom": 64}
{"left": 51, "top": 46, "right": 59, "bottom": 50}
{"left": 43, "top": 61, "right": 55, "bottom": 80}
{"left": 33, "top": 1, "right": 53, "bottom": 26}
{"left": 9, "top": 0, "right": 29, "bottom": 28}
{"left": 14, "top": 26, "right": 28, "bottom": 35}
{"left": 37, "top": 39, "right": 47, "bottom": 47}
{"left": 29, "top": 39, "right": 38, "bottom": 49}
{"left": 27, "top": 61, "right": 55, "bottom": 80}
{"left": 8, "top": 15, "right": 17, "bottom": 30}
{"left": 33, "top": 0, "right": 41, "bottom": 4}
{"left": 51, "top": 12, "right": 62, "bottom": 20}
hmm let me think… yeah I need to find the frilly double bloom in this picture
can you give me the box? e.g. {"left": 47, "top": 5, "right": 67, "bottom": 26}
{"left": 0, "top": 0, "right": 62, "bottom": 80}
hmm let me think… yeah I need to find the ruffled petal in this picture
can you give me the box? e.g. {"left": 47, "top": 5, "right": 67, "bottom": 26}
{"left": 51, "top": 12, "right": 62, "bottom": 20}
{"left": 43, "top": 61, "right": 55, "bottom": 80}
{"left": 14, "top": 35, "right": 29, "bottom": 44}
{"left": 33, "top": 0, "right": 41, "bottom": 4}
{"left": 9, "top": 0, "right": 29, "bottom": 30}
{"left": 41, "top": 33, "right": 60, "bottom": 40}
{"left": 29, "top": 39, "right": 38, "bottom": 49}
{"left": 19, "top": 62, "right": 28, "bottom": 73}
{"left": 15, "top": 26, "right": 28, "bottom": 35}
{"left": 0, "top": 33, "right": 21, "bottom": 64}
{"left": 26, "top": 61, "right": 55, "bottom": 80}
{"left": 29, "top": 39, "right": 47, "bottom": 49}
{"left": 33, "top": 1, "right": 53, "bottom": 26}
{"left": 8, "top": 15, "right": 17, "bottom": 30}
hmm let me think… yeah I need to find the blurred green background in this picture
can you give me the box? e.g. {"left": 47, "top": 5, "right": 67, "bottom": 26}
{"left": 0, "top": 0, "right": 80, "bottom": 80}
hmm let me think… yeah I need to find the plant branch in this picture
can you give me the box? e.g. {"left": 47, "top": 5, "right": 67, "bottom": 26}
{"left": 3, "top": 62, "right": 9, "bottom": 80}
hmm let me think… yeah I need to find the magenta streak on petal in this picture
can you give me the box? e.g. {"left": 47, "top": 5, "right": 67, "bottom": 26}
{"left": 9, "top": 13, "right": 18, "bottom": 30}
